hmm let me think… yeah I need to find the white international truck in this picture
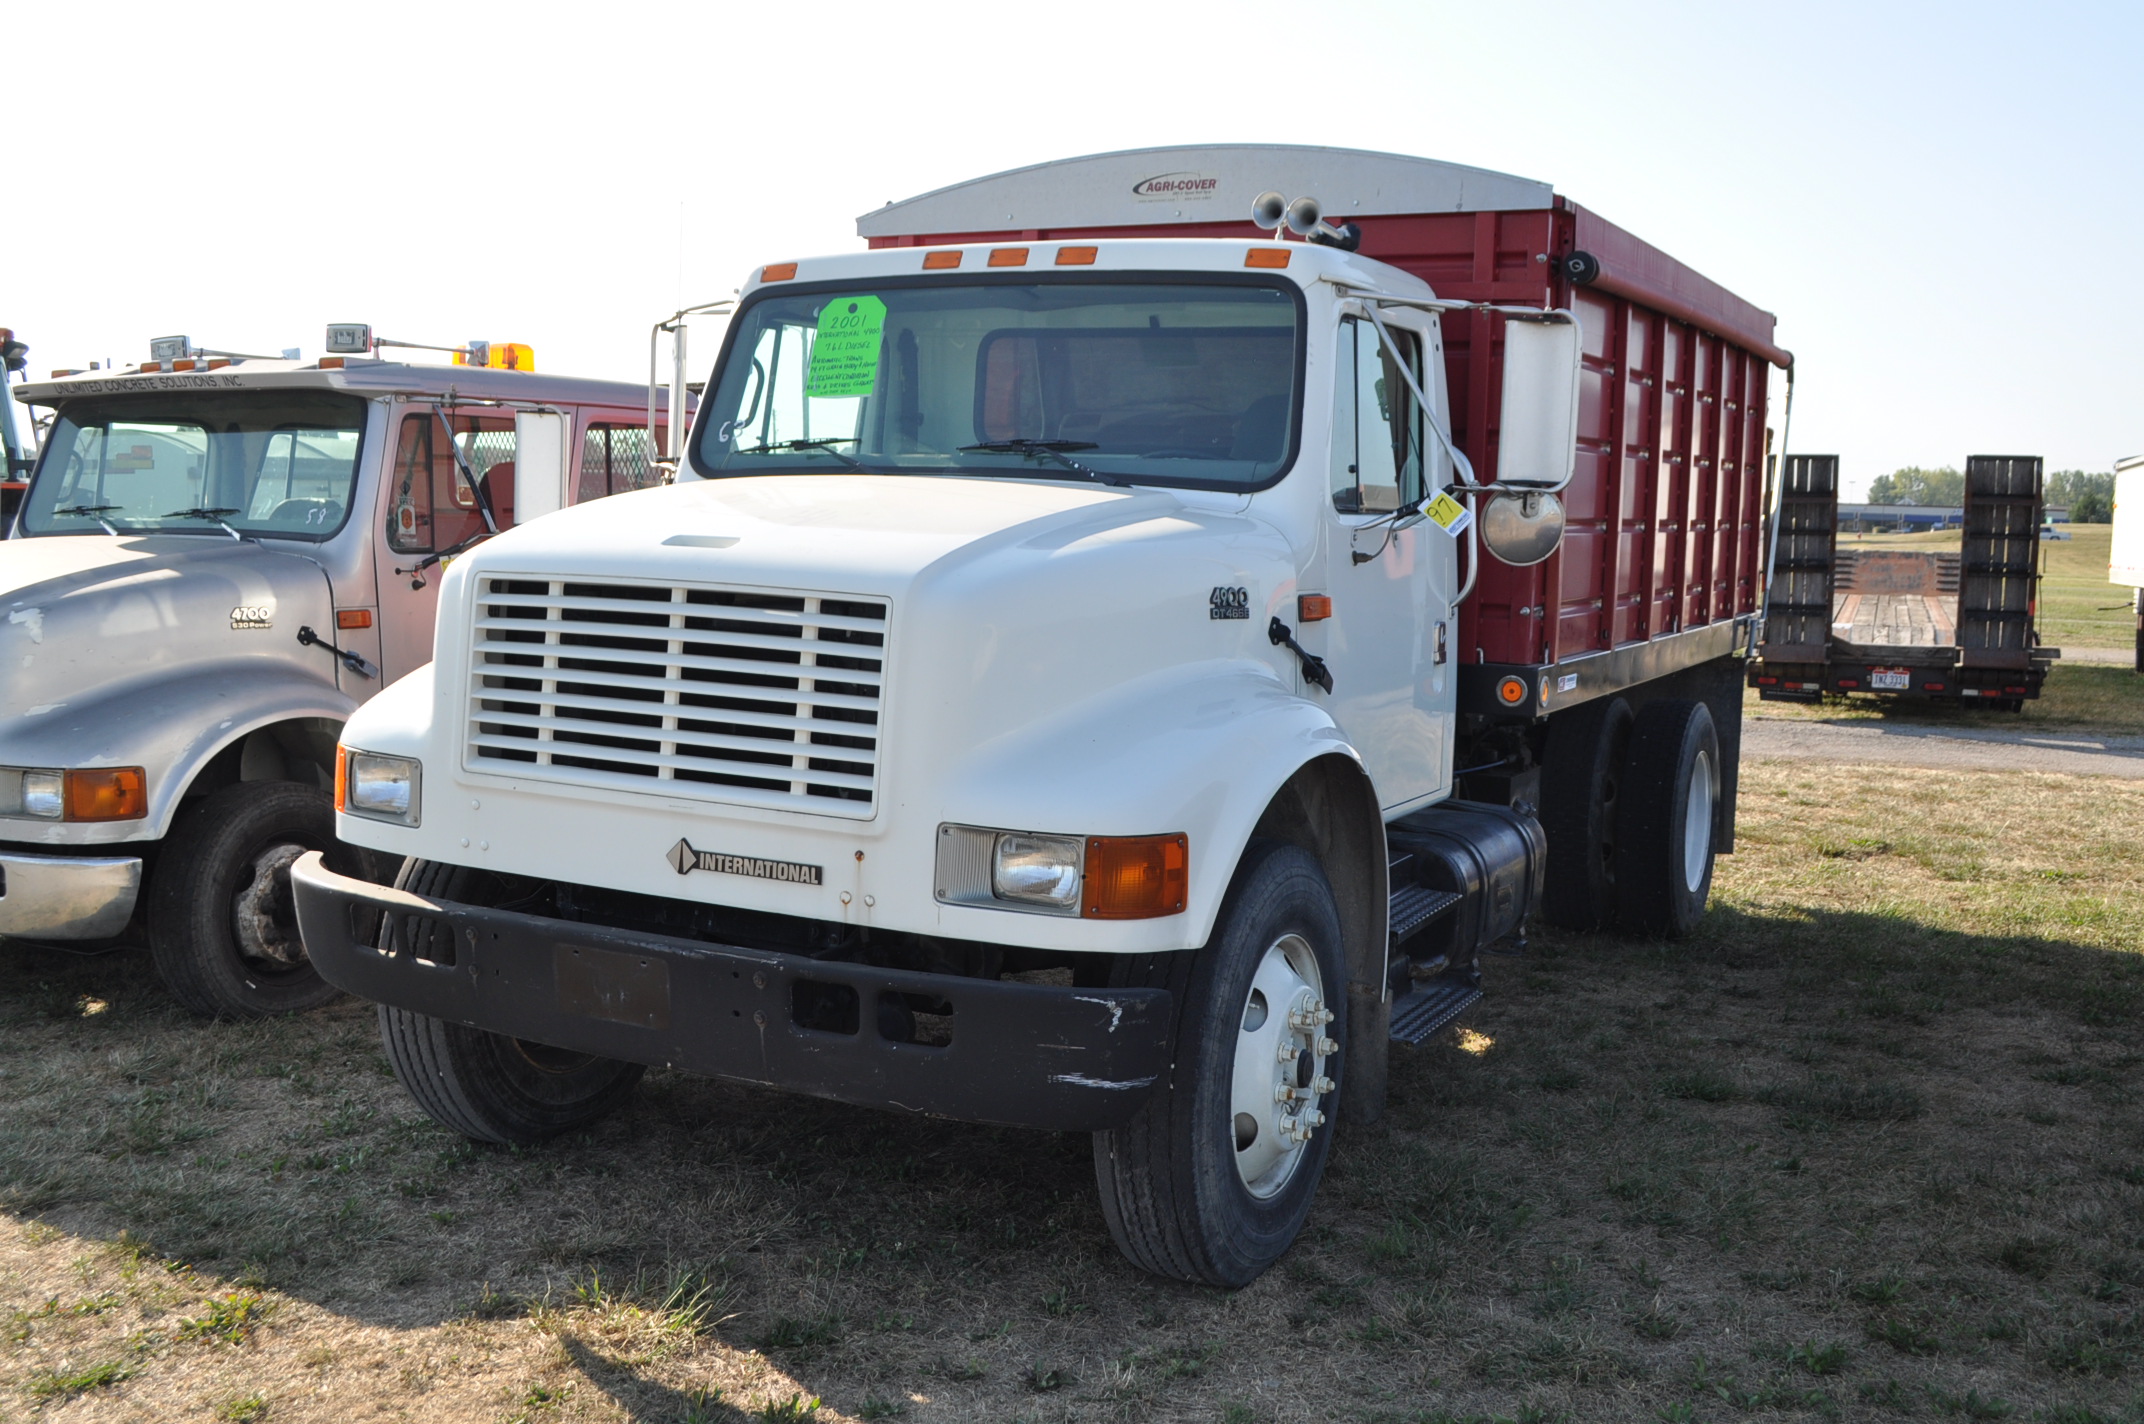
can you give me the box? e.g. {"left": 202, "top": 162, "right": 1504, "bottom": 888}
{"left": 0, "top": 333, "right": 676, "bottom": 1015}
{"left": 292, "top": 146, "right": 1789, "bottom": 1284}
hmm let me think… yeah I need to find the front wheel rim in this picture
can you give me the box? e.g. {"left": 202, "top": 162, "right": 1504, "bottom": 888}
{"left": 1230, "top": 932, "right": 1334, "bottom": 1199}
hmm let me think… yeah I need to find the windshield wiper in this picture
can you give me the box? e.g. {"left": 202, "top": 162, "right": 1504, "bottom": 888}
{"left": 54, "top": 503, "right": 124, "bottom": 535}
{"left": 959, "top": 439, "right": 1125, "bottom": 487}
{"left": 160, "top": 507, "right": 246, "bottom": 542}
{"left": 736, "top": 437, "right": 884, "bottom": 474}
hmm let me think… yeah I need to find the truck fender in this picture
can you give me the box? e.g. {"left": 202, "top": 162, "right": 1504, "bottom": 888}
{"left": 0, "top": 661, "right": 357, "bottom": 843}
{"left": 931, "top": 659, "right": 1382, "bottom": 958}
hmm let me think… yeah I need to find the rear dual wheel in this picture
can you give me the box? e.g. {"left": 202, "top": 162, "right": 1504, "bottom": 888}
{"left": 1613, "top": 700, "right": 1721, "bottom": 938}
{"left": 1093, "top": 840, "right": 1344, "bottom": 1287}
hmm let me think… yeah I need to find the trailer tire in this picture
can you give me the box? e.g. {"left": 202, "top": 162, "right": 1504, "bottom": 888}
{"left": 148, "top": 781, "right": 387, "bottom": 1018}
{"left": 1091, "top": 840, "right": 1344, "bottom": 1287}
{"left": 1613, "top": 700, "right": 1720, "bottom": 939}
{"left": 377, "top": 859, "right": 644, "bottom": 1145}
{"left": 1539, "top": 696, "right": 1634, "bottom": 930}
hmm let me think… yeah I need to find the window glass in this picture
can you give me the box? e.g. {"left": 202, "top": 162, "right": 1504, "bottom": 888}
{"left": 694, "top": 280, "right": 1302, "bottom": 491}
{"left": 576, "top": 422, "right": 665, "bottom": 503}
{"left": 19, "top": 392, "right": 365, "bottom": 539}
{"left": 387, "top": 412, "right": 515, "bottom": 554}
{"left": 1331, "top": 318, "right": 1423, "bottom": 514}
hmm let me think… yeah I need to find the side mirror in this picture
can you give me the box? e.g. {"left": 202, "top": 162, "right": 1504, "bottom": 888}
{"left": 513, "top": 411, "right": 569, "bottom": 524}
{"left": 1496, "top": 314, "right": 1582, "bottom": 489}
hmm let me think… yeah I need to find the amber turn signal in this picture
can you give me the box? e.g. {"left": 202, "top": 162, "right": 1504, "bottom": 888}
{"left": 1298, "top": 594, "right": 1332, "bottom": 622}
{"left": 1083, "top": 834, "right": 1188, "bottom": 919}
{"left": 336, "top": 608, "right": 374, "bottom": 630}
{"left": 333, "top": 744, "right": 348, "bottom": 813}
{"left": 65, "top": 767, "right": 146, "bottom": 822}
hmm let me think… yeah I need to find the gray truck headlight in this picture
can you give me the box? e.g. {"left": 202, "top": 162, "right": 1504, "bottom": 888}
{"left": 990, "top": 833, "right": 1084, "bottom": 909}
{"left": 0, "top": 769, "right": 65, "bottom": 819}
{"left": 339, "top": 748, "right": 421, "bottom": 826}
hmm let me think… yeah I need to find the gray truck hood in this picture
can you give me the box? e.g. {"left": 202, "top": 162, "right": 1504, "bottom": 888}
{"left": 0, "top": 535, "right": 339, "bottom": 723}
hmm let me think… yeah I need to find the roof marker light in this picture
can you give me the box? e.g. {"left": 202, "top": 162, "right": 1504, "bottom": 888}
{"left": 759, "top": 262, "right": 798, "bottom": 282}
{"left": 139, "top": 361, "right": 162, "bottom": 373}
{"left": 988, "top": 247, "right": 1029, "bottom": 267}
{"left": 171, "top": 359, "right": 197, "bottom": 372}
{"left": 319, "top": 357, "right": 345, "bottom": 370}
{"left": 1245, "top": 248, "right": 1292, "bottom": 269}
{"left": 922, "top": 250, "right": 962, "bottom": 270}
{"left": 1055, "top": 246, "right": 1097, "bottom": 266}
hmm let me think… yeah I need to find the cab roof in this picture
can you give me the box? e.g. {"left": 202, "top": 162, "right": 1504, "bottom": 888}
{"left": 15, "top": 358, "right": 655, "bottom": 408}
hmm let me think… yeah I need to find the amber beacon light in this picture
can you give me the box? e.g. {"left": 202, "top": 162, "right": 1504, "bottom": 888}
{"left": 1082, "top": 834, "right": 1189, "bottom": 919}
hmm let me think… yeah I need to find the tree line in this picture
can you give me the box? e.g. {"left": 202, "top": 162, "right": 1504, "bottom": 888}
{"left": 1866, "top": 466, "right": 2112, "bottom": 522}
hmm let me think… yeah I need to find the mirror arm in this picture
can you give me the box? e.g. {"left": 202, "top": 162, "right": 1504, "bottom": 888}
{"left": 433, "top": 401, "right": 498, "bottom": 535}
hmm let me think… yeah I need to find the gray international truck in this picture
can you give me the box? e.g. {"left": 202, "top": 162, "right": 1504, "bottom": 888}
{"left": 0, "top": 339, "right": 672, "bottom": 1014}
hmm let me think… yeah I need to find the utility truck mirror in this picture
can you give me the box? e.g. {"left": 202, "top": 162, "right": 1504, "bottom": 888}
{"left": 1496, "top": 316, "right": 1581, "bottom": 489}
{"left": 513, "top": 411, "right": 568, "bottom": 524}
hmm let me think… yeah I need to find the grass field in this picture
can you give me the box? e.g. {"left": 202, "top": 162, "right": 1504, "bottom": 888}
{"left": 3, "top": 761, "right": 2144, "bottom": 1422}
{"left": 1837, "top": 524, "right": 2132, "bottom": 653}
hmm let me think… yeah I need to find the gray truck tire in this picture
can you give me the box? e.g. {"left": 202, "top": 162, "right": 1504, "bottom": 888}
{"left": 1613, "top": 700, "right": 1720, "bottom": 939}
{"left": 378, "top": 859, "right": 644, "bottom": 1145}
{"left": 148, "top": 781, "right": 376, "bottom": 1018}
{"left": 1092, "top": 840, "right": 1345, "bottom": 1287}
{"left": 1540, "top": 695, "right": 1634, "bottom": 930}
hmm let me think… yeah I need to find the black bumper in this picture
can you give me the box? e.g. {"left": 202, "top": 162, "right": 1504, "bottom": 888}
{"left": 290, "top": 854, "right": 1171, "bottom": 1132}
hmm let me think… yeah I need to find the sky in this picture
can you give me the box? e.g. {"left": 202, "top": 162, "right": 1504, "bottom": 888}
{"left": 8, "top": 0, "right": 2139, "bottom": 498}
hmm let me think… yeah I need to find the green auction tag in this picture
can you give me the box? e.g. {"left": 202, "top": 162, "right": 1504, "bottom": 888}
{"left": 1424, "top": 491, "right": 1474, "bottom": 536}
{"left": 806, "top": 295, "right": 887, "bottom": 397}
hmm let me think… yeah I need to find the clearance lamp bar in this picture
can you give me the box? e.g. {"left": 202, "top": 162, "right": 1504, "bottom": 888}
{"left": 325, "top": 325, "right": 534, "bottom": 371}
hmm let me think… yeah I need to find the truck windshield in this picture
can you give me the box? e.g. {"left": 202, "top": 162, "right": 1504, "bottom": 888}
{"left": 19, "top": 391, "right": 367, "bottom": 540}
{"left": 693, "top": 279, "right": 1302, "bottom": 490}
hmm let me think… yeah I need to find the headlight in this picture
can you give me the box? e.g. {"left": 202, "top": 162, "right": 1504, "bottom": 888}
{"left": 340, "top": 749, "right": 421, "bottom": 826}
{"left": 0, "top": 767, "right": 143, "bottom": 821}
{"left": 0, "top": 768, "right": 63, "bottom": 819}
{"left": 991, "top": 833, "right": 1084, "bottom": 909}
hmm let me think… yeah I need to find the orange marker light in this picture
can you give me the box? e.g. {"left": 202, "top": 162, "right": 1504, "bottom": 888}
{"left": 64, "top": 767, "right": 147, "bottom": 822}
{"left": 139, "top": 361, "right": 162, "bottom": 373}
{"left": 206, "top": 359, "right": 231, "bottom": 370}
{"left": 759, "top": 262, "right": 799, "bottom": 282}
{"left": 1496, "top": 676, "right": 1529, "bottom": 706}
{"left": 988, "top": 247, "right": 1029, "bottom": 267}
{"left": 1245, "top": 248, "right": 1292, "bottom": 269}
{"left": 171, "top": 358, "right": 197, "bottom": 372}
{"left": 333, "top": 745, "right": 348, "bottom": 812}
{"left": 922, "top": 250, "right": 963, "bottom": 270}
{"left": 319, "top": 356, "right": 346, "bottom": 369}
{"left": 1083, "top": 834, "right": 1189, "bottom": 919}
{"left": 1298, "top": 594, "right": 1333, "bottom": 622}
{"left": 336, "top": 608, "right": 374, "bottom": 630}
{"left": 1055, "top": 246, "right": 1097, "bottom": 266}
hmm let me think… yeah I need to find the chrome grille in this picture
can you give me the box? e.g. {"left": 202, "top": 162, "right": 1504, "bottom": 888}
{"left": 465, "top": 577, "right": 886, "bottom": 817}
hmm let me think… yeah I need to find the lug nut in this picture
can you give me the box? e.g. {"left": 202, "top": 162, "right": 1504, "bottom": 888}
{"left": 1279, "top": 1116, "right": 1297, "bottom": 1136}
{"left": 1316, "top": 1037, "right": 1339, "bottom": 1057}
{"left": 1307, "top": 1110, "right": 1326, "bottom": 1128}
{"left": 1275, "top": 1084, "right": 1296, "bottom": 1104}
{"left": 1277, "top": 1044, "right": 1299, "bottom": 1062}
{"left": 1312, "top": 1075, "right": 1335, "bottom": 1094}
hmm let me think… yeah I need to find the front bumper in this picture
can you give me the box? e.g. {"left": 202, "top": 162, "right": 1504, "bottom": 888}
{"left": 290, "top": 854, "right": 1173, "bottom": 1132}
{"left": 0, "top": 850, "right": 142, "bottom": 940}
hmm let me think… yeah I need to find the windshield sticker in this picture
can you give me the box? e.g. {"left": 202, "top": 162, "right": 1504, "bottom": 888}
{"left": 1424, "top": 492, "right": 1474, "bottom": 537}
{"left": 805, "top": 296, "right": 887, "bottom": 398}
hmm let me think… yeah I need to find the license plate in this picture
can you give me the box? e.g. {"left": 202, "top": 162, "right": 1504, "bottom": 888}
{"left": 1870, "top": 669, "right": 1912, "bottom": 691}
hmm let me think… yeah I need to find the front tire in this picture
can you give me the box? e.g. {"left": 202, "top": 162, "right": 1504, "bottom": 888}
{"left": 148, "top": 780, "right": 384, "bottom": 1018}
{"left": 378, "top": 859, "right": 644, "bottom": 1145}
{"left": 1092, "top": 841, "right": 1345, "bottom": 1287}
{"left": 1613, "top": 700, "right": 1721, "bottom": 938}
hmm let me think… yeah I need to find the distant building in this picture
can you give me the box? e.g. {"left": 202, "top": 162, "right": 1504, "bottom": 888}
{"left": 1838, "top": 504, "right": 2067, "bottom": 532}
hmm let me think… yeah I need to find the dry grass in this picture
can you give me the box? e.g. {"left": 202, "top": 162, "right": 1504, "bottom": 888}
{"left": 3, "top": 763, "right": 2144, "bottom": 1421}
